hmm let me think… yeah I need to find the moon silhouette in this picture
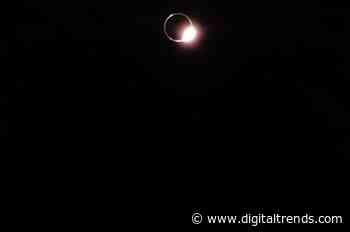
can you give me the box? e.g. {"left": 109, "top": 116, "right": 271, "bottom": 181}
{"left": 163, "top": 13, "right": 198, "bottom": 43}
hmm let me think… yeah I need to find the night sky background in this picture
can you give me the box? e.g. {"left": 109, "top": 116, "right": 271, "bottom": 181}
{"left": 3, "top": 1, "right": 350, "bottom": 224}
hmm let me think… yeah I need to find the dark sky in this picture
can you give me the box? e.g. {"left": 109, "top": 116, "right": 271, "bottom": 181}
{"left": 8, "top": 3, "right": 350, "bottom": 164}
{"left": 3, "top": 0, "right": 350, "bottom": 224}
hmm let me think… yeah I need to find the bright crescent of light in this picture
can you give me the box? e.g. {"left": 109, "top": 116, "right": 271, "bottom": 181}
{"left": 182, "top": 26, "right": 197, "bottom": 43}
{"left": 163, "top": 13, "right": 197, "bottom": 43}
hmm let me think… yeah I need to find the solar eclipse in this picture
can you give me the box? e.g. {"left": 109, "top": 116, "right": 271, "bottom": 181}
{"left": 163, "top": 13, "right": 198, "bottom": 44}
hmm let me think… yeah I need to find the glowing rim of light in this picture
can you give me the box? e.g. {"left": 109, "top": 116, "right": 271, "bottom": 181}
{"left": 163, "top": 13, "right": 196, "bottom": 43}
{"left": 182, "top": 26, "right": 197, "bottom": 42}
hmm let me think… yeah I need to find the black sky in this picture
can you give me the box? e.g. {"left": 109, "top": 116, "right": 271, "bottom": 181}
{"left": 3, "top": 1, "right": 350, "bottom": 225}
{"left": 6, "top": 2, "right": 350, "bottom": 170}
